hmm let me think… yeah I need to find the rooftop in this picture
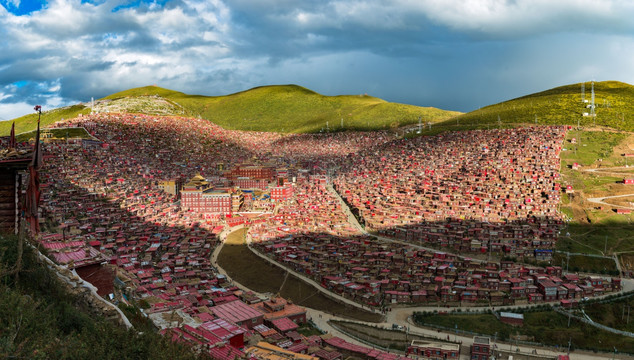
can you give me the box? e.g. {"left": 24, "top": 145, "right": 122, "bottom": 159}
{"left": 210, "top": 300, "right": 264, "bottom": 323}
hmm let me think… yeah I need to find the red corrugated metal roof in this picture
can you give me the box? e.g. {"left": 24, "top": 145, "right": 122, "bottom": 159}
{"left": 199, "top": 318, "right": 245, "bottom": 340}
{"left": 210, "top": 300, "right": 263, "bottom": 324}
{"left": 270, "top": 317, "right": 299, "bottom": 332}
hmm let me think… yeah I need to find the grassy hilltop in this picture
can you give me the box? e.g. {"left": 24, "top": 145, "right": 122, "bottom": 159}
{"left": 5, "top": 81, "right": 634, "bottom": 136}
{"left": 1, "top": 84, "right": 460, "bottom": 135}
{"left": 102, "top": 84, "right": 461, "bottom": 133}
{"left": 415, "top": 80, "right": 634, "bottom": 135}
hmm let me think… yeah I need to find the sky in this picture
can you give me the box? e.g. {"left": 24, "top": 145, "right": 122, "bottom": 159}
{"left": 1, "top": 0, "right": 634, "bottom": 120}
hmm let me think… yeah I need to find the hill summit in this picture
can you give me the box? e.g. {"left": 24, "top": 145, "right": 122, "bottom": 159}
{"left": 100, "top": 84, "right": 461, "bottom": 133}
{"left": 2, "top": 84, "right": 460, "bottom": 135}
{"left": 447, "top": 80, "right": 634, "bottom": 131}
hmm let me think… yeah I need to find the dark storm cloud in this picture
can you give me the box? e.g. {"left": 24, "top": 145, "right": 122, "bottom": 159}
{"left": 1, "top": 0, "right": 634, "bottom": 119}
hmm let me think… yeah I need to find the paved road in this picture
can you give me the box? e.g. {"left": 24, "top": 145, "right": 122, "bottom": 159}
{"left": 215, "top": 225, "right": 634, "bottom": 359}
{"left": 587, "top": 193, "right": 634, "bottom": 210}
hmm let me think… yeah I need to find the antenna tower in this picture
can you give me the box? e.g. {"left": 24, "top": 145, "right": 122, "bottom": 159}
{"left": 591, "top": 81, "right": 595, "bottom": 125}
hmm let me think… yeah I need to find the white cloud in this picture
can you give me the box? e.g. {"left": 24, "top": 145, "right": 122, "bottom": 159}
{"left": 0, "top": 101, "right": 37, "bottom": 120}
{"left": 0, "top": 0, "right": 235, "bottom": 106}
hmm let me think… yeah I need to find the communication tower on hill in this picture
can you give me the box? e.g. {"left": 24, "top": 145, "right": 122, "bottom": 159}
{"left": 591, "top": 81, "right": 596, "bottom": 126}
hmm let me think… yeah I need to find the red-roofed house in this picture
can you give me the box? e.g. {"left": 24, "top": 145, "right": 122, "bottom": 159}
{"left": 209, "top": 343, "right": 244, "bottom": 360}
{"left": 199, "top": 318, "right": 246, "bottom": 348}
{"left": 251, "top": 297, "right": 307, "bottom": 324}
{"left": 210, "top": 300, "right": 264, "bottom": 329}
{"left": 270, "top": 317, "right": 299, "bottom": 334}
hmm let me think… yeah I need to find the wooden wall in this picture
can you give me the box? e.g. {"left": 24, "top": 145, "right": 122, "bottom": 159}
{"left": 0, "top": 170, "right": 17, "bottom": 235}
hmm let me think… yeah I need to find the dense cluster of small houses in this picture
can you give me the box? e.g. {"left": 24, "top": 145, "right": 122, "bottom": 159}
{"left": 1, "top": 112, "right": 621, "bottom": 360}
{"left": 334, "top": 127, "right": 566, "bottom": 258}
{"left": 253, "top": 234, "right": 620, "bottom": 307}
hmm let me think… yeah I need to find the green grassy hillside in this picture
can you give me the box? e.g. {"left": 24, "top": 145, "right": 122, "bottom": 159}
{"left": 423, "top": 81, "right": 634, "bottom": 134}
{"left": 6, "top": 81, "right": 634, "bottom": 136}
{"left": 0, "top": 105, "right": 90, "bottom": 137}
{"left": 101, "top": 84, "right": 461, "bottom": 133}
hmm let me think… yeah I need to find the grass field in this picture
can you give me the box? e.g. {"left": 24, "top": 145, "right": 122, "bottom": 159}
{"left": 414, "top": 309, "right": 634, "bottom": 354}
{"left": 217, "top": 228, "right": 383, "bottom": 323}
{"left": 580, "top": 296, "right": 634, "bottom": 333}
{"left": 552, "top": 252, "right": 618, "bottom": 275}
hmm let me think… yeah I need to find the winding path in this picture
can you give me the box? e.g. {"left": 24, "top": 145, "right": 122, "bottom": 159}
{"left": 213, "top": 224, "right": 634, "bottom": 359}
{"left": 587, "top": 193, "right": 634, "bottom": 210}
{"left": 581, "top": 166, "right": 634, "bottom": 209}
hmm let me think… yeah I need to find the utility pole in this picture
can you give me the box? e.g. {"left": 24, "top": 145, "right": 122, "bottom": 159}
{"left": 591, "top": 81, "right": 596, "bottom": 126}
{"left": 566, "top": 252, "right": 570, "bottom": 273}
